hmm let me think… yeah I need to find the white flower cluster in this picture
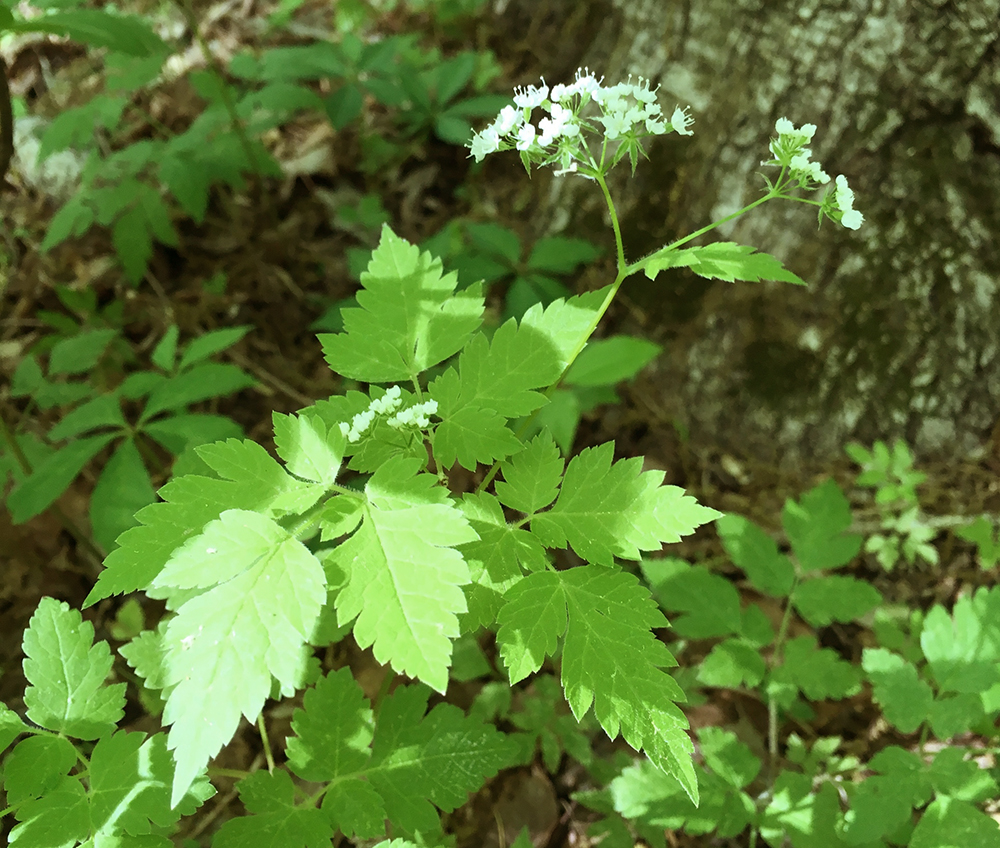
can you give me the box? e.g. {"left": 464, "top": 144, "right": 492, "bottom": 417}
{"left": 767, "top": 118, "right": 864, "bottom": 230}
{"left": 337, "top": 385, "right": 438, "bottom": 443}
{"left": 386, "top": 400, "right": 438, "bottom": 430}
{"left": 833, "top": 174, "right": 864, "bottom": 230}
{"left": 469, "top": 68, "right": 694, "bottom": 176}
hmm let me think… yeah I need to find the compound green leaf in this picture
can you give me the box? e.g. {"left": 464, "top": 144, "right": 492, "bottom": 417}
{"left": 769, "top": 636, "right": 861, "bottom": 705}
{"left": 7, "top": 432, "right": 117, "bottom": 524}
{"left": 909, "top": 797, "right": 1000, "bottom": 848}
{"left": 8, "top": 9, "right": 165, "bottom": 56}
{"left": 759, "top": 773, "right": 848, "bottom": 848}
{"left": 716, "top": 513, "right": 795, "bottom": 597}
{"left": 792, "top": 575, "right": 882, "bottom": 627}
{"left": 457, "top": 492, "right": 537, "bottom": 629}
{"left": 929, "top": 747, "right": 999, "bottom": 802}
{"left": 956, "top": 516, "right": 1000, "bottom": 569}
{"left": 3, "top": 735, "right": 78, "bottom": 806}
{"left": 841, "top": 746, "right": 929, "bottom": 844}
{"left": 698, "top": 727, "right": 761, "bottom": 790}
{"left": 861, "top": 648, "right": 933, "bottom": 733}
{"left": 286, "top": 668, "right": 373, "bottom": 784}
{"left": 497, "top": 567, "right": 696, "bottom": 804}
{"left": 272, "top": 410, "right": 345, "bottom": 486}
{"left": 22, "top": 597, "right": 126, "bottom": 739}
{"left": 85, "top": 439, "right": 316, "bottom": 605}
{"left": 0, "top": 703, "right": 27, "bottom": 753}
{"left": 367, "top": 684, "right": 520, "bottom": 834}
{"left": 928, "top": 693, "right": 983, "bottom": 738}
{"left": 90, "top": 438, "right": 156, "bottom": 553}
{"left": 532, "top": 443, "right": 718, "bottom": 566}
{"left": 8, "top": 776, "right": 89, "bottom": 847}
{"left": 495, "top": 433, "right": 564, "bottom": 516}
{"left": 698, "top": 639, "right": 766, "bottom": 688}
{"left": 330, "top": 457, "right": 477, "bottom": 693}
{"left": 48, "top": 393, "right": 126, "bottom": 441}
{"left": 141, "top": 363, "right": 256, "bottom": 421}
{"left": 920, "top": 587, "right": 1000, "bottom": 694}
{"left": 48, "top": 328, "right": 118, "bottom": 376}
{"left": 643, "top": 242, "right": 806, "bottom": 285}
{"left": 177, "top": 325, "right": 252, "bottom": 371}
{"left": 320, "top": 225, "right": 484, "bottom": 381}
{"left": 782, "top": 479, "right": 862, "bottom": 572}
{"left": 642, "top": 558, "right": 742, "bottom": 639}
{"left": 90, "top": 731, "right": 214, "bottom": 836}
{"left": 213, "top": 770, "right": 332, "bottom": 848}
{"left": 147, "top": 509, "right": 326, "bottom": 807}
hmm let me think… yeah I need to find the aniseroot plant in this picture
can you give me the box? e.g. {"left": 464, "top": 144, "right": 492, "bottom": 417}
{"left": 0, "top": 69, "right": 863, "bottom": 845}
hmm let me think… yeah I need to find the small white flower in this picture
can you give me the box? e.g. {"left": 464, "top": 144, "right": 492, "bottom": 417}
{"left": 494, "top": 105, "right": 521, "bottom": 136}
{"left": 775, "top": 117, "right": 794, "bottom": 135}
{"left": 515, "top": 122, "right": 537, "bottom": 150}
{"left": 670, "top": 106, "right": 694, "bottom": 136}
{"left": 834, "top": 174, "right": 864, "bottom": 229}
{"left": 470, "top": 127, "right": 500, "bottom": 163}
{"left": 513, "top": 81, "right": 549, "bottom": 109}
{"left": 550, "top": 83, "right": 571, "bottom": 101}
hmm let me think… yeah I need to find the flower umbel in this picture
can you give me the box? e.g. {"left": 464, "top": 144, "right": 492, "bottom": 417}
{"left": 467, "top": 68, "right": 694, "bottom": 179}
{"left": 764, "top": 117, "right": 864, "bottom": 230}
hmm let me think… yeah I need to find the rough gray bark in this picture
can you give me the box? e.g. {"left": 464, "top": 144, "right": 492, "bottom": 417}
{"left": 501, "top": 0, "right": 1000, "bottom": 466}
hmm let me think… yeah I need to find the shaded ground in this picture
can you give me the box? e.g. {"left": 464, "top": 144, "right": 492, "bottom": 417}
{"left": 2, "top": 2, "right": 1000, "bottom": 845}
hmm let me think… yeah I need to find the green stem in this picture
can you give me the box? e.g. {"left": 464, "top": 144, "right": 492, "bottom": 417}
{"left": 257, "top": 713, "right": 276, "bottom": 772}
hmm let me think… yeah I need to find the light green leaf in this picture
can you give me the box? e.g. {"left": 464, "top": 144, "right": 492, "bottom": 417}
{"left": 698, "top": 727, "right": 761, "bottom": 789}
{"left": 320, "top": 224, "right": 484, "bottom": 381}
{"left": 497, "top": 567, "right": 697, "bottom": 804}
{"left": 564, "top": 335, "right": 661, "bottom": 387}
{"left": 3, "top": 735, "right": 78, "bottom": 805}
{"left": 0, "top": 704, "right": 28, "bottom": 753}
{"left": 84, "top": 439, "right": 315, "bottom": 605}
{"left": 920, "top": 587, "right": 1000, "bottom": 694}
{"left": 716, "top": 513, "right": 795, "bottom": 597}
{"left": 841, "top": 746, "right": 929, "bottom": 844}
{"left": 862, "top": 647, "right": 933, "bottom": 733}
{"left": 7, "top": 432, "right": 117, "bottom": 524}
{"left": 272, "top": 410, "right": 345, "bottom": 486}
{"left": 698, "top": 639, "right": 767, "bottom": 688}
{"left": 22, "top": 597, "right": 126, "bottom": 738}
{"left": 457, "top": 491, "right": 538, "bottom": 629}
{"left": 495, "top": 433, "right": 564, "bottom": 515}
{"left": 643, "top": 242, "right": 806, "bottom": 285}
{"left": 149, "top": 509, "right": 326, "bottom": 807}
{"left": 90, "top": 438, "right": 156, "bottom": 552}
{"left": 8, "top": 776, "right": 89, "bottom": 847}
{"left": 782, "top": 479, "right": 862, "bottom": 572}
{"left": 532, "top": 443, "right": 719, "bottom": 566}
{"left": 48, "top": 328, "right": 118, "bottom": 375}
{"left": 929, "top": 746, "right": 999, "bottom": 802}
{"left": 909, "top": 797, "right": 1000, "bottom": 848}
{"left": 956, "top": 516, "right": 1000, "bottom": 569}
{"left": 759, "top": 773, "right": 848, "bottom": 848}
{"left": 928, "top": 693, "right": 983, "bottom": 738}
{"left": 330, "top": 456, "right": 477, "bottom": 692}
{"left": 792, "top": 575, "right": 882, "bottom": 627}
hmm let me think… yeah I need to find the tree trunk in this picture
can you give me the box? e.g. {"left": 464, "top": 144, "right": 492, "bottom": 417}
{"left": 499, "top": 0, "right": 1000, "bottom": 466}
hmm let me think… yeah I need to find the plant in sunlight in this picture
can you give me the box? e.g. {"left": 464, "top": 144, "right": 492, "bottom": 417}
{"left": 1, "top": 66, "right": 865, "bottom": 847}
